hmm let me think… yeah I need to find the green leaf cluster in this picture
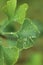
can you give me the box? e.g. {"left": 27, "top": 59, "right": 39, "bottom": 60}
{"left": 0, "top": 0, "right": 42, "bottom": 65}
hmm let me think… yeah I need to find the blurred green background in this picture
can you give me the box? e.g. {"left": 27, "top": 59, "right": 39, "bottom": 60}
{"left": 15, "top": 0, "right": 43, "bottom": 65}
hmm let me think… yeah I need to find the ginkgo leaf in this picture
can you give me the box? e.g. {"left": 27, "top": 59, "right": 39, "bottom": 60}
{"left": 0, "top": 46, "right": 19, "bottom": 65}
{"left": 16, "top": 19, "right": 40, "bottom": 49}
{"left": 14, "top": 3, "right": 28, "bottom": 24}
{"left": 18, "top": 19, "right": 40, "bottom": 38}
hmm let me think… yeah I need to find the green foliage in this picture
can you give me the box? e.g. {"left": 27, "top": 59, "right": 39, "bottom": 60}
{"left": 17, "top": 19, "right": 40, "bottom": 50}
{"left": 0, "top": 46, "right": 19, "bottom": 65}
{"left": 0, "top": 0, "right": 28, "bottom": 32}
{"left": 18, "top": 19, "right": 40, "bottom": 38}
{"left": 14, "top": 3, "right": 28, "bottom": 24}
{"left": 5, "top": 0, "right": 17, "bottom": 18}
{"left": 0, "top": 0, "right": 42, "bottom": 65}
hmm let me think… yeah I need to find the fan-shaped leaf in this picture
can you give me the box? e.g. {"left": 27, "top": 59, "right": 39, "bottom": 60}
{"left": 17, "top": 19, "right": 40, "bottom": 49}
